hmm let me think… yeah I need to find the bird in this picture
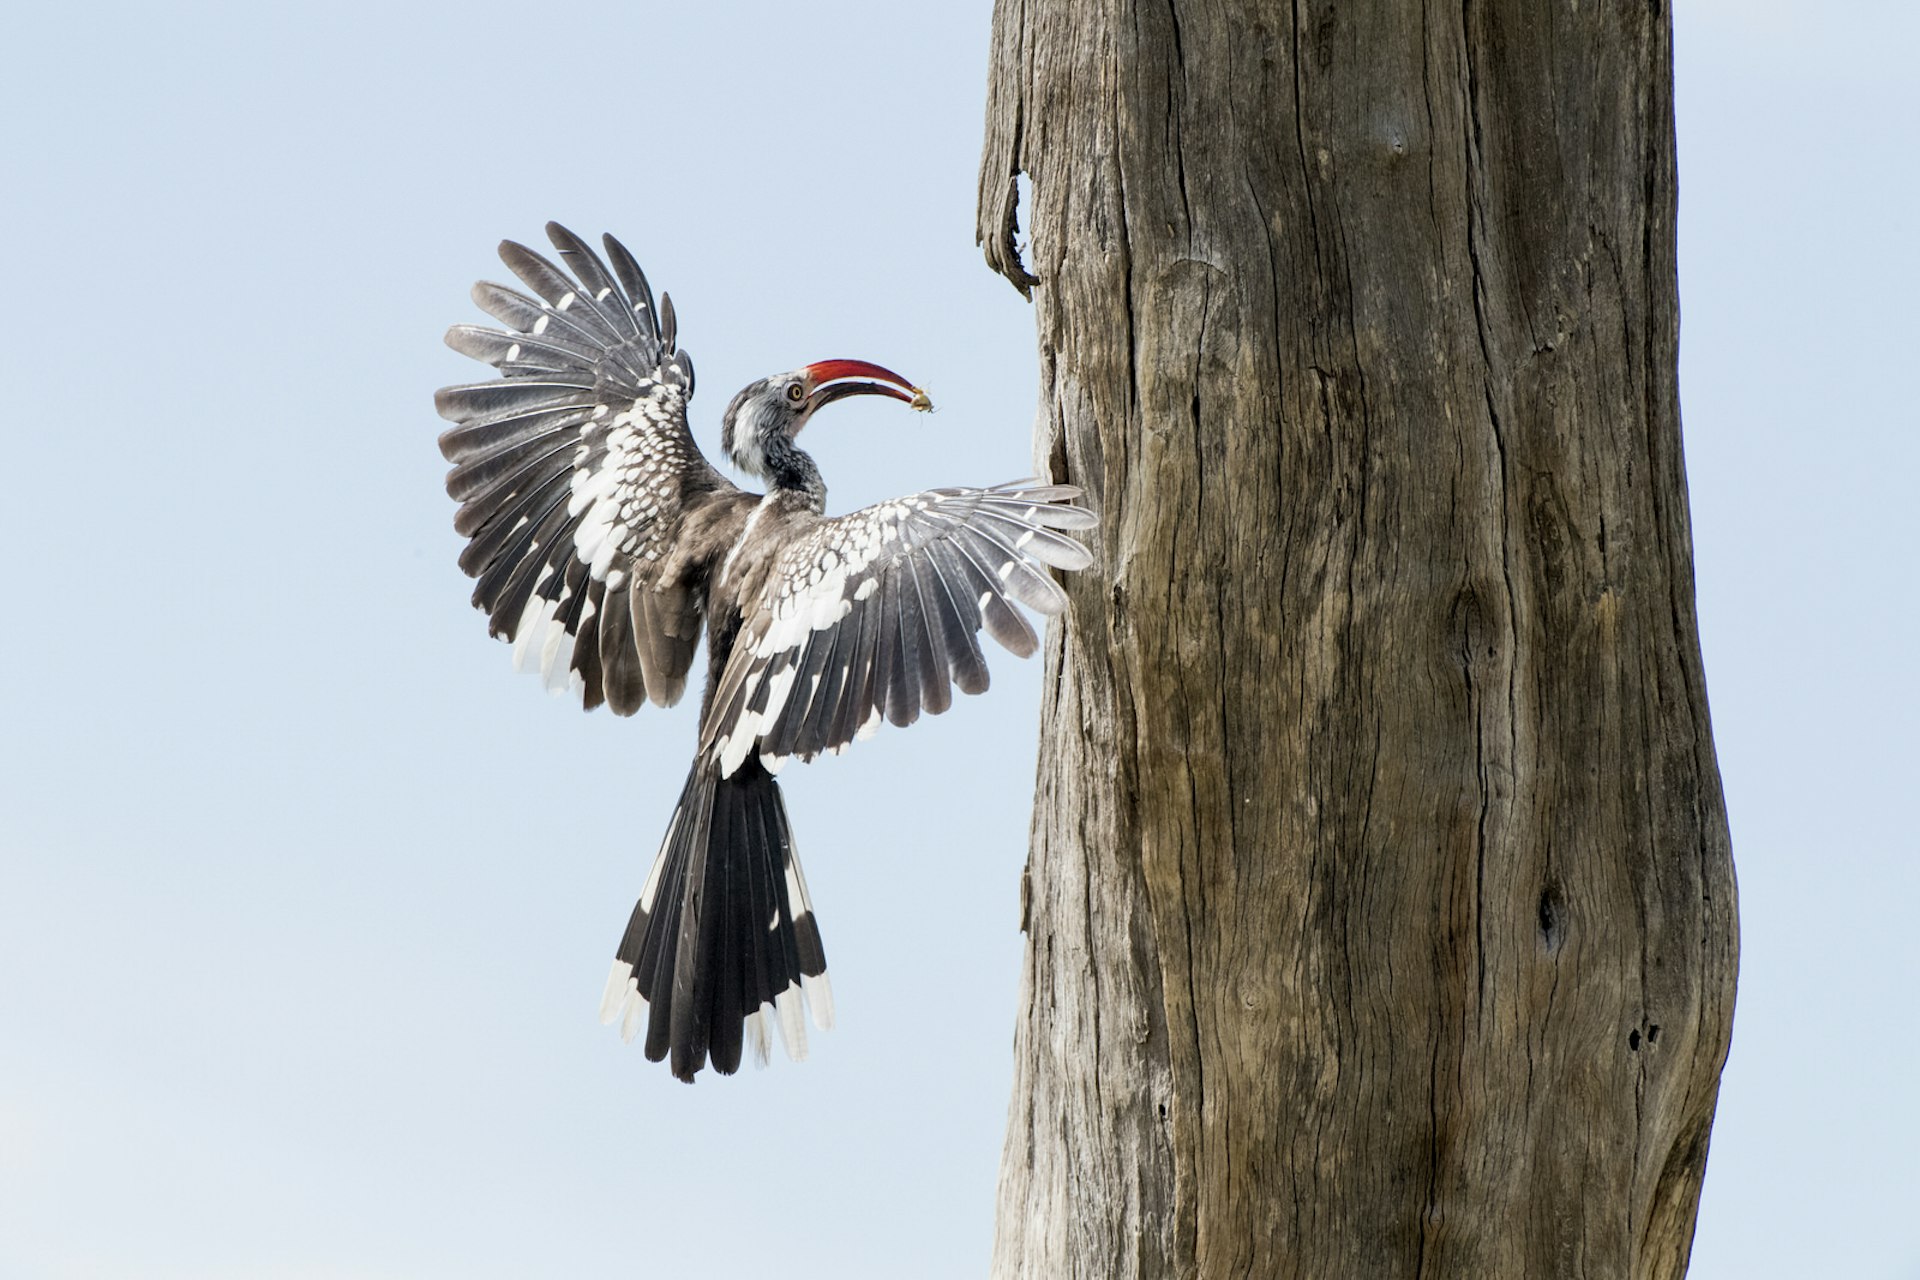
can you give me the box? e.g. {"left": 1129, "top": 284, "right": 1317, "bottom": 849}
{"left": 434, "top": 223, "right": 1097, "bottom": 1082}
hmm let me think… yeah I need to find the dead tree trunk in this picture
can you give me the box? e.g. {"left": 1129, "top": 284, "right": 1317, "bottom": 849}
{"left": 979, "top": 2, "right": 1737, "bottom": 1276}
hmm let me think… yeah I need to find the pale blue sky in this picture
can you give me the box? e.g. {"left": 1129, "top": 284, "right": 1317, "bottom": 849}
{"left": 1, "top": 3, "right": 1913, "bottom": 1277}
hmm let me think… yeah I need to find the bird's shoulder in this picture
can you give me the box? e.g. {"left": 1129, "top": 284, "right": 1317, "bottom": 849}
{"left": 723, "top": 493, "right": 947, "bottom": 647}
{"left": 713, "top": 490, "right": 828, "bottom": 600}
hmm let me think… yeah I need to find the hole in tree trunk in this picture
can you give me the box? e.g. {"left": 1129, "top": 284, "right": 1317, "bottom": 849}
{"left": 1537, "top": 881, "right": 1566, "bottom": 951}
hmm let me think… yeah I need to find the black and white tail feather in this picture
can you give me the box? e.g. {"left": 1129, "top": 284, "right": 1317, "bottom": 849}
{"left": 437, "top": 224, "right": 1097, "bottom": 1083}
{"left": 597, "top": 759, "right": 832, "bottom": 1079}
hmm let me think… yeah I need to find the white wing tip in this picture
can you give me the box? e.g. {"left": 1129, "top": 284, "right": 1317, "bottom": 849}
{"left": 774, "top": 986, "right": 809, "bottom": 1061}
{"left": 601, "top": 966, "right": 827, "bottom": 1067}
{"left": 747, "top": 1005, "right": 774, "bottom": 1067}
{"left": 803, "top": 972, "right": 836, "bottom": 1032}
{"left": 601, "top": 960, "right": 648, "bottom": 1044}
{"left": 598, "top": 960, "right": 634, "bottom": 1023}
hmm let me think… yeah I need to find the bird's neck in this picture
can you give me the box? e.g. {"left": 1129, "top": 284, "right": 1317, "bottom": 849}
{"left": 761, "top": 432, "right": 826, "bottom": 512}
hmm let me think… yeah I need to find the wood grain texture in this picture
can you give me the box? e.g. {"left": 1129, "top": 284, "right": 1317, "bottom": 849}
{"left": 979, "top": 2, "right": 1737, "bottom": 1276}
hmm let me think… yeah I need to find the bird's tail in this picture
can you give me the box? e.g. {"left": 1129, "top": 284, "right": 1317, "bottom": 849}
{"left": 598, "top": 757, "right": 833, "bottom": 1082}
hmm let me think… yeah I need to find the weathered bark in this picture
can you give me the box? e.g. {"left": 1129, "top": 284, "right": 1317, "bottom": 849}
{"left": 980, "top": 2, "right": 1736, "bottom": 1277}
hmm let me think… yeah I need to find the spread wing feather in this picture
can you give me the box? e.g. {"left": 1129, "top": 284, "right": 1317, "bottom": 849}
{"left": 702, "top": 481, "right": 1097, "bottom": 776}
{"left": 436, "top": 223, "right": 738, "bottom": 712}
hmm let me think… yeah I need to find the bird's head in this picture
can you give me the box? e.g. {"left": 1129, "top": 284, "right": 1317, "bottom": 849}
{"left": 721, "top": 359, "right": 931, "bottom": 482}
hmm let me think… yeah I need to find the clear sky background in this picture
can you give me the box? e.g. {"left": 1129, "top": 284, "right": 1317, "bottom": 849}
{"left": 0, "top": 3, "right": 1912, "bottom": 1277}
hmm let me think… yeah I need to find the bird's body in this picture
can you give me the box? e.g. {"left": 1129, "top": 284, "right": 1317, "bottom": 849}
{"left": 436, "top": 224, "right": 1095, "bottom": 1081}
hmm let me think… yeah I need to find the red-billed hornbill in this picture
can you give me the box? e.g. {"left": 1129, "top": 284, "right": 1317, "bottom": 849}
{"left": 435, "top": 224, "right": 1096, "bottom": 1082}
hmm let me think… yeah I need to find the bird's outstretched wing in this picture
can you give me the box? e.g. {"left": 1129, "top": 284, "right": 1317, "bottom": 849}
{"left": 436, "top": 223, "right": 738, "bottom": 713}
{"left": 701, "top": 481, "right": 1097, "bottom": 776}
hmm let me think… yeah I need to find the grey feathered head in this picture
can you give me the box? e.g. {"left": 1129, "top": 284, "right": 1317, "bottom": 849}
{"left": 721, "top": 359, "right": 929, "bottom": 481}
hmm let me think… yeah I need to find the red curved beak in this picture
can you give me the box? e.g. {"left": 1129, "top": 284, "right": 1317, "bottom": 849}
{"left": 805, "top": 358, "right": 914, "bottom": 392}
{"left": 802, "top": 359, "right": 930, "bottom": 415}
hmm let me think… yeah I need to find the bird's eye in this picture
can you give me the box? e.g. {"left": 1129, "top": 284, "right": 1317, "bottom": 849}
{"left": 786, "top": 383, "right": 806, "bottom": 403}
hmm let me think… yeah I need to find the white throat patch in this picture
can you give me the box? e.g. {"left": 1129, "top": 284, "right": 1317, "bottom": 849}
{"left": 729, "top": 427, "right": 770, "bottom": 480}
